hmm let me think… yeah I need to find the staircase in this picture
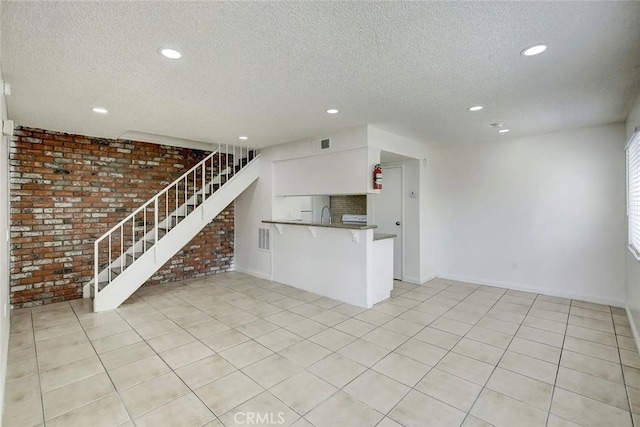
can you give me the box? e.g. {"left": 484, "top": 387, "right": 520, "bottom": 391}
{"left": 84, "top": 144, "right": 260, "bottom": 312}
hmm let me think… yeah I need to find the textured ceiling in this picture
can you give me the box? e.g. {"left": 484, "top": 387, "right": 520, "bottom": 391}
{"left": 2, "top": 1, "right": 640, "bottom": 148}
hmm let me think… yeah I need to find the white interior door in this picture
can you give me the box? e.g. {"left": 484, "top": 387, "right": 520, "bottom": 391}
{"left": 375, "top": 166, "right": 403, "bottom": 280}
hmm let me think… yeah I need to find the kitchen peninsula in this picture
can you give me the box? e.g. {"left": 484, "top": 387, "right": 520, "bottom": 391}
{"left": 263, "top": 220, "right": 395, "bottom": 308}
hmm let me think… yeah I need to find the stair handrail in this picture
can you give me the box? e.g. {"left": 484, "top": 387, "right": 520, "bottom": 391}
{"left": 93, "top": 143, "right": 256, "bottom": 298}
{"left": 94, "top": 146, "right": 219, "bottom": 244}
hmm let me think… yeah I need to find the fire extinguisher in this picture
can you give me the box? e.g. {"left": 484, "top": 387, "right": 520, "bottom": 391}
{"left": 373, "top": 164, "right": 382, "bottom": 190}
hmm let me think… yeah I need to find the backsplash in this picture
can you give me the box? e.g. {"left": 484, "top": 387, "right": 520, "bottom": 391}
{"left": 330, "top": 195, "right": 367, "bottom": 224}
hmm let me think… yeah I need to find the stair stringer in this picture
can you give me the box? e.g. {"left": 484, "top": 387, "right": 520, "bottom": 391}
{"left": 92, "top": 157, "right": 260, "bottom": 312}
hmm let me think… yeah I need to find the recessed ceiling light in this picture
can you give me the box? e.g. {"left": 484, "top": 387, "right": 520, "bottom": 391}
{"left": 159, "top": 48, "right": 182, "bottom": 59}
{"left": 521, "top": 44, "right": 547, "bottom": 56}
{"left": 238, "top": 136, "right": 248, "bottom": 140}
{"left": 326, "top": 109, "right": 339, "bottom": 114}
{"left": 92, "top": 107, "right": 108, "bottom": 114}
{"left": 468, "top": 105, "right": 483, "bottom": 111}
{"left": 498, "top": 129, "right": 510, "bottom": 133}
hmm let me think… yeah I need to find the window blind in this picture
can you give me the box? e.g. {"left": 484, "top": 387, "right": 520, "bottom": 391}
{"left": 627, "top": 131, "right": 640, "bottom": 257}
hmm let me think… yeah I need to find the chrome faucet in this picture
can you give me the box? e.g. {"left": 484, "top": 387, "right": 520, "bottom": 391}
{"left": 321, "top": 205, "right": 331, "bottom": 225}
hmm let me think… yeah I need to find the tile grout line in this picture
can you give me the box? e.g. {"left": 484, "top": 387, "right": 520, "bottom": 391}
{"left": 330, "top": 286, "right": 624, "bottom": 426}
{"left": 455, "top": 286, "right": 534, "bottom": 426}
{"left": 569, "top": 305, "right": 634, "bottom": 412}
{"left": 347, "top": 283, "right": 554, "bottom": 425}
{"left": 128, "top": 284, "right": 229, "bottom": 425}
{"left": 327, "top": 281, "right": 529, "bottom": 425}
{"left": 308, "top": 281, "right": 459, "bottom": 425}
{"left": 4, "top": 309, "right": 43, "bottom": 427}
{"left": 543, "top": 296, "right": 569, "bottom": 427}
{"left": 32, "top": 303, "right": 82, "bottom": 427}
{"left": 67, "top": 300, "right": 137, "bottom": 427}
{"left": 374, "top": 280, "right": 487, "bottom": 426}
{"left": 29, "top": 303, "right": 79, "bottom": 425}
{"left": 199, "top": 277, "right": 363, "bottom": 425}
{"left": 213, "top": 293, "right": 322, "bottom": 425}
{"left": 283, "top": 291, "right": 434, "bottom": 425}
{"left": 357, "top": 280, "right": 477, "bottom": 422}
{"left": 128, "top": 277, "right": 339, "bottom": 425}
{"left": 32, "top": 308, "right": 46, "bottom": 427}
{"left": 179, "top": 277, "right": 284, "bottom": 426}
{"left": 7, "top": 275, "right": 637, "bottom": 427}
{"left": 548, "top": 300, "right": 634, "bottom": 427}
{"left": 613, "top": 305, "right": 637, "bottom": 427}
{"left": 12, "top": 283, "right": 230, "bottom": 426}
{"left": 80, "top": 296, "right": 202, "bottom": 423}
{"left": 6, "top": 282, "right": 553, "bottom": 425}
{"left": 193, "top": 279, "right": 452, "bottom": 425}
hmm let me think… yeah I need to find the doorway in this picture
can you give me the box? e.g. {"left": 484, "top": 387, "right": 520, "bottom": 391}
{"left": 375, "top": 166, "right": 403, "bottom": 280}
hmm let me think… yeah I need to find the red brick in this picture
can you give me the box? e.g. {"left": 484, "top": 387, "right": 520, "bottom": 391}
{"left": 10, "top": 126, "right": 235, "bottom": 308}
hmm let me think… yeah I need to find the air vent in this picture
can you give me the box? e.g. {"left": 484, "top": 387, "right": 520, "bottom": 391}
{"left": 321, "top": 139, "right": 330, "bottom": 150}
{"left": 258, "top": 227, "right": 270, "bottom": 251}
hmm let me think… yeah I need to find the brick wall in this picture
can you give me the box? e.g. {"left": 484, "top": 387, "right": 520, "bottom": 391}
{"left": 10, "top": 126, "right": 235, "bottom": 308}
{"left": 330, "top": 195, "right": 367, "bottom": 224}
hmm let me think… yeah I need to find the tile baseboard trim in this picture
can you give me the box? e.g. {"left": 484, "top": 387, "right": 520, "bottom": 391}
{"left": 234, "top": 266, "right": 272, "bottom": 281}
{"left": 402, "top": 274, "right": 437, "bottom": 286}
{"left": 402, "top": 275, "right": 421, "bottom": 285}
{"left": 437, "top": 273, "right": 625, "bottom": 308}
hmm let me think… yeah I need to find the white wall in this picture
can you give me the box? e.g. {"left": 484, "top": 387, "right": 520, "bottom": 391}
{"left": 369, "top": 158, "right": 421, "bottom": 282}
{"left": 270, "top": 225, "right": 373, "bottom": 307}
{"left": 625, "top": 90, "right": 640, "bottom": 344}
{"left": 273, "top": 147, "right": 379, "bottom": 196}
{"left": 434, "top": 124, "right": 627, "bottom": 305}
{"left": 235, "top": 126, "right": 369, "bottom": 279}
{"left": 367, "top": 126, "right": 438, "bottom": 284}
{"left": 237, "top": 121, "right": 626, "bottom": 308}
{"left": 272, "top": 196, "right": 305, "bottom": 222}
{"left": 0, "top": 7, "right": 10, "bottom": 419}
{"left": 236, "top": 125, "right": 439, "bottom": 284}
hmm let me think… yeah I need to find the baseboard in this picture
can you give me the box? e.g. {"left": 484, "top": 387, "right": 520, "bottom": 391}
{"left": 626, "top": 304, "right": 640, "bottom": 356}
{"left": 402, "top": 274, "right": 437, "bottom": 286}
{"left": 437, "top": 273, "right": 626, "bottom": 308}
{"left": 421, "top": 274, "right": 438, "bottom": 284}
{"left": 234, "top": 266, "right": 272, "bottom": 281}
{"left": 401, "top": 275, "right": 422, "bottom": 285}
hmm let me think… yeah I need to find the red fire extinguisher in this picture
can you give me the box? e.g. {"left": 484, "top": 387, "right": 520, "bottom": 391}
{"left": 373, "top": 164, "right": 382, "bottom": 190}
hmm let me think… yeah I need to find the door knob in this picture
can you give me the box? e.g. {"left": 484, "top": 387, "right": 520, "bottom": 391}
{"left": 396, "top": 221, "right": 401, "bottom": 226}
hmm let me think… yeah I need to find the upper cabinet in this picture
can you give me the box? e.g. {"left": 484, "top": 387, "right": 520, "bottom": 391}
{"left": 273, "top": 147, "right": 381, "bottom": 196}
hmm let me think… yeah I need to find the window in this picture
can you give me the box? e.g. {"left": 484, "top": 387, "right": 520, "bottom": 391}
{"left": 627, "top": 130, "right": 640, "bottom": 258}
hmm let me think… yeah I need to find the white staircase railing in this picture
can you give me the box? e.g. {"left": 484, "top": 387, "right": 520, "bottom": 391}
{"left": 92, "top": 144, "right": 257, "bottom": 299}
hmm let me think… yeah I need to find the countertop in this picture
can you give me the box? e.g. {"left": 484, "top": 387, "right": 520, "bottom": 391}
{"left": 263, "top": 219, "right": 377, "bottom": 230}
{"left": 373, "top": 233, "right": 396, "bottom": 241}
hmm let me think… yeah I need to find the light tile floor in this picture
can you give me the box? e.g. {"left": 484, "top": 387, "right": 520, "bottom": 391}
{"left": 3, "top": 273, "right": 640, "bottom": 426}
